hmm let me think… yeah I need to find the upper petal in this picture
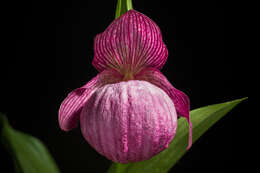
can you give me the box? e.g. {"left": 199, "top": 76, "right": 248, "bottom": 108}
{"left": 93, "top": 10, "right": 168, "bottom": 74}
{"left": 135, "top": 67, "right": 192, "bottom": 149}
{"left": 58, "top": 69, "right": 123, "bottom": 131}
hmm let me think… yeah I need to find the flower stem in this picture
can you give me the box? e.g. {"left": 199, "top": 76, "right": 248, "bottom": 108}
{"left": 115, "top": 0, "right": 133, "bottom": 19}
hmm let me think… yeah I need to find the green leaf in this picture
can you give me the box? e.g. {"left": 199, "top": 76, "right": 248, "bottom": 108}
{"left": 107, "top": 97, "right": 247, "bottom": 173}
{"left": 115, "top": 0, "right": 133, "bottom": 19}
{"left": 0, "top": 113, "right": 60, "bottom": 173}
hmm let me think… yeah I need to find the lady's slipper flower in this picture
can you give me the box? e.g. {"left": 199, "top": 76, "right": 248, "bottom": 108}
{"left": 59, "top": 10, "right": 192, "bottom": 163}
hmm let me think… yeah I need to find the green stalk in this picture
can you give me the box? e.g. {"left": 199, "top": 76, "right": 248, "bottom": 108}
{"left": 115, "top": 0, "right": 133, "bottom": 19}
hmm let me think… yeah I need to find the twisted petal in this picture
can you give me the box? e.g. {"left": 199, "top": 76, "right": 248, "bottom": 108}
{"left": 135, "top": 67, "right": 192, "bottom": 149}
{"left": 58, "top": 69, "right": 123, "bottom": 131}
{"left": 93, "top": 10, "right": 168, "bottom": 73}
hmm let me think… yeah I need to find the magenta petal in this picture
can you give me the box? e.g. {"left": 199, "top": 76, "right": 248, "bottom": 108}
{"left": 136, "top": 67, "right": 192, "bottom": 149}
{"left": 80, "top": 80, "right": 177, "bottom": 163}
{"left": 58, "top": 69, "right": 123, "bottom": 131}
{"left": 93, "top": 10, "right": 168, "bottom": 73}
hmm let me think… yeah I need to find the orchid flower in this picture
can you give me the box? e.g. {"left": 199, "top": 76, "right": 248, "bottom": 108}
{"left": 58, "top": 10, "right": 192, "bottom": 163}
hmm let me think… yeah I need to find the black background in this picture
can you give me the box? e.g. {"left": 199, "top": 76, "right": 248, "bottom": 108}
{"left": 1, "top": 0, "right": 248, "bottom": 173}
